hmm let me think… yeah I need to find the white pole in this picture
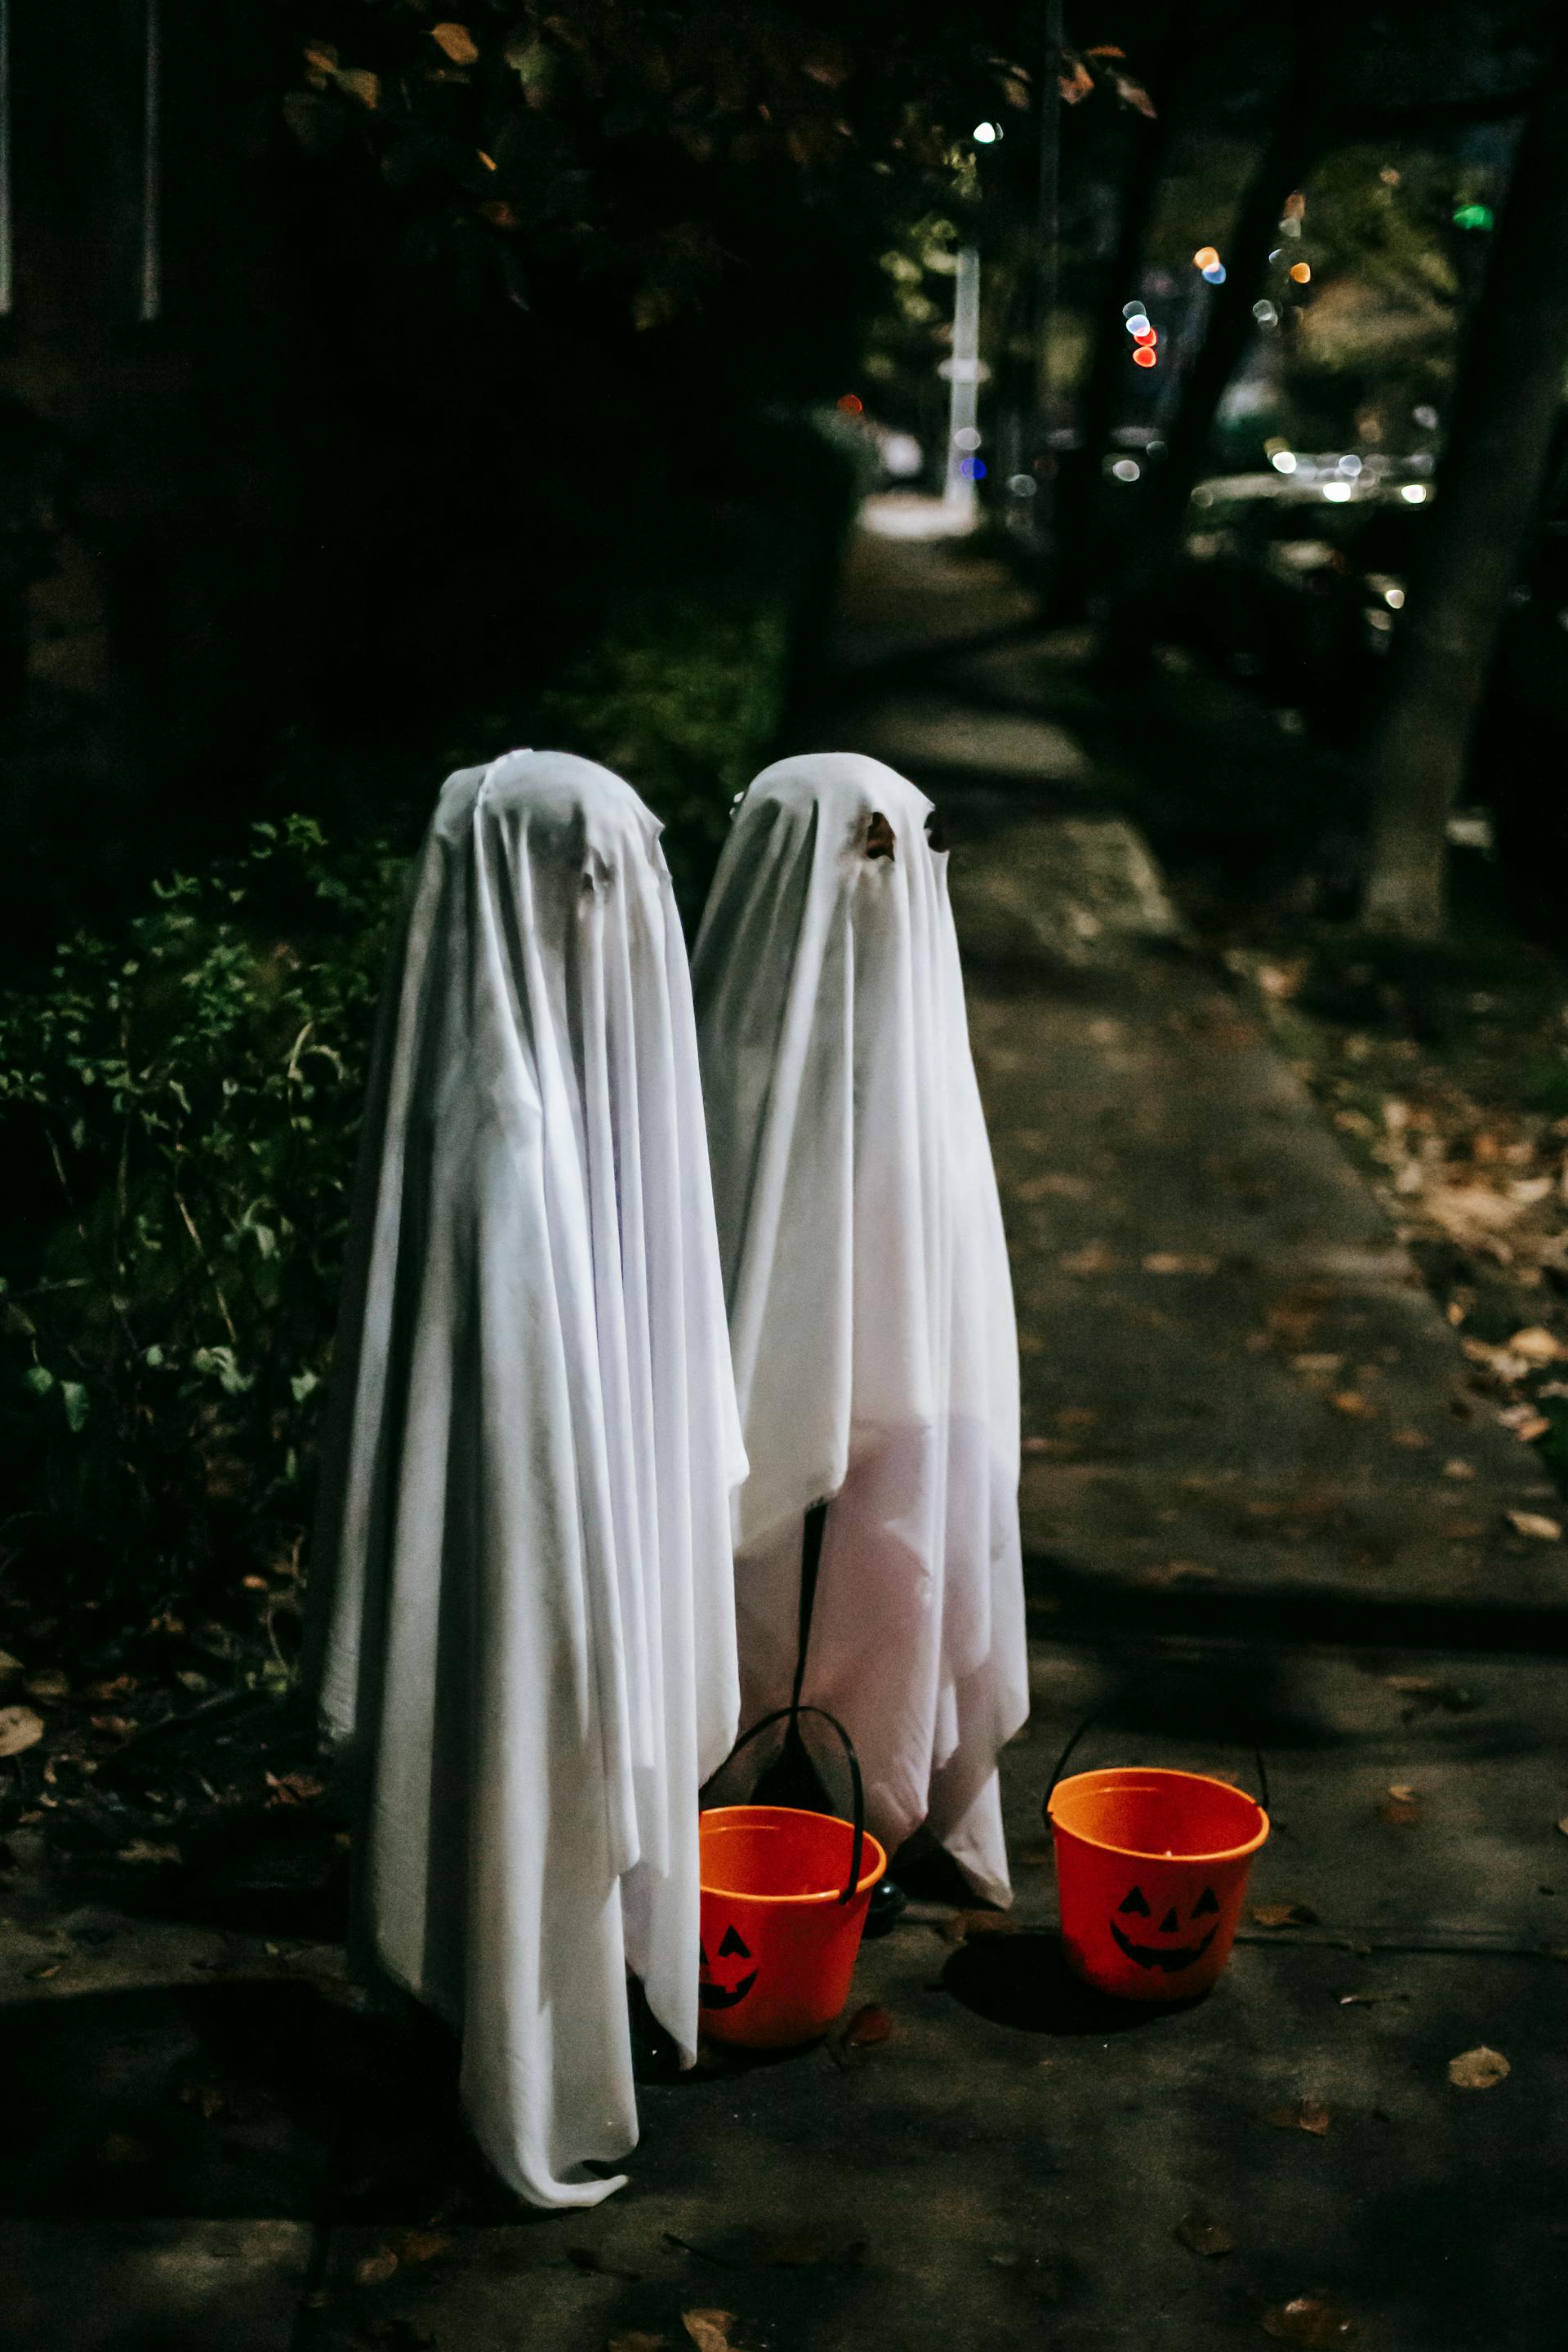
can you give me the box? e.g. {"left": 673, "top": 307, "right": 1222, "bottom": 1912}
{"left": 943, "top": 245, "right": 982, "bottom": 523}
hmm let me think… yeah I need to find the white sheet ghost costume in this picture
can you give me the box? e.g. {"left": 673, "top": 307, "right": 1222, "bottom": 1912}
{"left": 309, "top": 750, "right": 744, "bottom": 2209}
{"left": 693, "top": 752, "right": 1027, "bottom": 1908}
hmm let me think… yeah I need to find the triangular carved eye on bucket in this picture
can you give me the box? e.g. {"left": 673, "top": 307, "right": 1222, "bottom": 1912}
{"left": 1118, "top": 1886, "right": 1151, "bottom": 1917}
{"left": 718, "top": 1924, "right": 751, "bottom": 1959}
{"left": 1192, "top": 1886, "right": 1220, "bottom": 1917}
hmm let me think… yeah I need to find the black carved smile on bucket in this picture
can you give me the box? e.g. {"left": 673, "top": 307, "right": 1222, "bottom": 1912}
{"left": 1107, "top": 1882, "right": 1221, "bottom": 1973}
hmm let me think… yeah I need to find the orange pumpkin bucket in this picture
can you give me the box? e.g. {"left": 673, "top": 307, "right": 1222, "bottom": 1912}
{"left": 1045, "top": 1723, "right": 1270, "bottom": 2002}
{"left": 699, "top": 1707, "right": 887, "bottom": 2049}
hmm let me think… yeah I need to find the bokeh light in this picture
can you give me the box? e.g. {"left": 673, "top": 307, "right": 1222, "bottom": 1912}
{"left": 1133, "top": 345, "right": 1157, "bottom": 368}
{"left": 1289, "top": 262, "right": 1312, "bottom": 284}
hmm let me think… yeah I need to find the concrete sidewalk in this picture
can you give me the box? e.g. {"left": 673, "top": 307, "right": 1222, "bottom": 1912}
{"left": 7, "top": 511, "right": 1568, "bottom": 2351}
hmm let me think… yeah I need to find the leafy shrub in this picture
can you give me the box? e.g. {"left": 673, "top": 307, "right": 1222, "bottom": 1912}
{"left": 0, "top": 818, "right": 403, "bottom": 1616}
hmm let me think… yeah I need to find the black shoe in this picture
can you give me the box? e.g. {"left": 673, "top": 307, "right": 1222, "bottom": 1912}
{"left": 862, "top": 1875, "right": 908, "bottom": 1938}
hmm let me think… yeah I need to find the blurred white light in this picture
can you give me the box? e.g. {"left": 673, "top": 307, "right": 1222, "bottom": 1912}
{"left": 1401, "top": 483, "right": 1428, "bottom": 503}
{"left": 1121, "top": 300, "right": 1147, "bottom": 319}
{"left": 1009, "top": 473, "right": 1039, "bottom": 498}
{"left": 973, "top": 121, "right": 1001, "bottom": 144}
{"left": 1124, "top": 314, "right": 1151, "bottom": 336}
{"left": 1322, "top": 482, "right": 1352, "bottom": 502}
{"left": 1413, "top": 403, "right": 1439, "bottom": 429}
{"left": 1338, "top": 454, "right": 1362, "bottom": 476}
{"left": 1111, "top": 457, "right": 1142, "bottom": 483}
{"left": 1271, "top": 450, "right": 1298, "bottom": 474}
{"left": 954, "top": 425, "right": 982, "bottom": 452}
{"left": 882, "top": 432, "right": 923, "bottom": 479}
{"left": 1254, "top": 300, "right": 1279, "bottom": 326}
{"left": 1384, "top": 586, "right": 1404, "bottom": 609}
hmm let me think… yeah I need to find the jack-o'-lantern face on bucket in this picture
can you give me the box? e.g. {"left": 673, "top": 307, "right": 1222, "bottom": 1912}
{"left": 1108, "top": 1882, "right": 1221, "bottom": 1975}
{"left": 699, "top": 1923, "right": 758, "bottom": 2011}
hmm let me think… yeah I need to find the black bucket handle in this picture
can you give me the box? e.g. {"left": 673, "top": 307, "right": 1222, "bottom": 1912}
{"left": 1045, "top": 1707, "right": 1271, "bottom": 1823}
{"left": 719, "top": 1704, "right": 867, "bottom": 1906}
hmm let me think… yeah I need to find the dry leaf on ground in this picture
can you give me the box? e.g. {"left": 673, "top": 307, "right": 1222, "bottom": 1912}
{"left": 1509, "top": 1325, "right": 1561, "bottom": 1365}
{"left": 608, "top": 2336, "right": 668, "bottom": 2352}
{"left": 1262, "top": 2297, "right": 1357, "bottom": 2344}
{"left": 1176, "top": 2211, "right": 1236, "bottom": 2256}
{"left": 1143, "top": 1251, "right": 1218, "bottom": 1275}
{"left": 116, "top": 1840, "right": 181, "bottom": 1865}
{"left": 430, "top": 21, "right": 479, "bottom": 63}
{"left": 1139, "top": 1559, "right": 1217, "bottom": 1588}
{"left": 354, "top": 2246, "right": 399, "bottom": 2286}
{"left": 682, "top": 2312, "right": 738, "bottom": 2352}
{"left": 1447, "top": 2044, "right": 1510, "bottom": 2090}
{"left": 1329, "top": 1392, "right": 1373, "bottom": 1417}
{"left": 1506, "top": 1511, "right": 1561, "bottom": 1541}
{"left": 843, "top": 2002, "right": 893, "bottom": 2047}
{"left": 24, "top": 1670, "right": 69, "bottom": 1700}
{"left": 1267, "top": 2097, "right": 1331, "bottom": 2136}
{"left": 0, "top": 1705, "right": 44, "bottom": 1758}
{"left": 939, "top": 1911, "right": 1021, "bottom": 1945}
{"left": 1253, "top": 1903, "right": 1320, "bottom": 1929}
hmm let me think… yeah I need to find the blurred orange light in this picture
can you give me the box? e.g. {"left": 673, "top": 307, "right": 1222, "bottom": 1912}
{"left": 1289, "top": 262, "right": 1311, "bottom": 284}
{"left": 1193, "top": 245, "right": 1219, "bottom": 270}
{"left": 836, "top": 393, "right": 864, "bottom": 414}
{"left": 1133, "top": 345, "right": 1157, "bottom": 368}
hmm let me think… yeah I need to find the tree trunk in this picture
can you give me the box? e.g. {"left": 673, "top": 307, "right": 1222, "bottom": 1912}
{"left": 1361, "top": 51, "right": 1568, "bottom": 937}
{"left": 1097, "top": 42, "right": 1325, "bottom": 671}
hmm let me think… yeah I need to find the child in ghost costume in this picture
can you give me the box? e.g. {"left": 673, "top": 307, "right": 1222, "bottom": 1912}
{"left": 693, "top": 751, "right": 1028, "bottom": 1910}
{"left": 309, "top": 750, "right": 744, "bottom": 2210}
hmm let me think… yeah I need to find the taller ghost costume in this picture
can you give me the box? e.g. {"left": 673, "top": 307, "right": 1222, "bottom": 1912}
{"left": 693, "top": 752, "right": 1027, "bottom": 1908}
{"left": 310, "top": 750, "right": 744, "bottom": 2209}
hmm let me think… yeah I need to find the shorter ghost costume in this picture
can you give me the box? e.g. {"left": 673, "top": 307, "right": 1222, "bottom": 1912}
{"left": 693, "top": 753, "right": 1027, "bottom": 1907}
{"left": 310, "top": 751, "right": 743, "bottom": 2209}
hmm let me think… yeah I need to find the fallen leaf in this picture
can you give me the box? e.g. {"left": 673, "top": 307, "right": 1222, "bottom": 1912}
{"left": 1441, "top": 1458, "right": 1476, "bottom": 1478}
{"left": 1390, "top": 1428, "right": 1428, "bottom": 1449}
{"left": 939, "top": 1911, "right": 1021, "bottom": 1945}
{"left": 397, "top": 2230, "right": 452, "bottom": 2265}
{"left": 1253, "top": 1904, "right": 1320, "bottom": 1929}
{"left": 1383, "top": 1674, "right": 1437, "bottom": 1694}
{"left": 1262, "top": 2296, "right": 1357, "bottom": 2344}
{"left": 1509, "top": 1325, "right": 1561, "bottom": 1365}
{"left": 0, "top": 1650, "right": 21, "bottom": 1678}
{"left": 1387, "top": 1784, "right": 1416, "bottom": 1802}
{"left": 89, "top": 1715, "right": 136, "bottom": 1739}
{"left": 1379, "top": 1796, "right": 1420, "bottom": 1826}
{"left": 355, "top": 2245, "right": 399, "bottom": 2287}
{"left": 1139, "top": 1558, "right": 1217, "bottom": 1588}
{"left": 116, "top": 1840, "right": 181, "bottom": 1865}
{"left": 0, "top": 1705, "right": 44, "bottom": 1759}
{"left": 1291, "top": 1354, "right": 1343, "bottom": 1375}
{"left": 1507, "top": 1511, "right": 1561, "bottom": 1541}
{"left": 430, "top": 21, "right": 479, "bottom": 64}
{"left": 608, "top": 2336, "right": 668, "bottom": 2352}
{"left": 1176, "top": 2211, "right": 1236, "bottom": 2256}
{"left": 1267, "top": 2097, "right": 1330, "bottom": 2136}
{"left": 681, "top": 2312, "right": 737, "bottom": 2352}
{"left": 1329, "top": 1392, "right": 1373, "bottom": 1417}
{"left": 1058, "top": 1244, "right": 1121, "bottom": 1275}
{"left": 1143, "top": 1251, "right": 1219, "bottom": 1276}
{"left": 1447, "top": 2044, "right": 1510, "bottom": 2091}
{"left": 1502, "top": 1410, "right": 1550, "bottom": 1442}
{"left": 1441, "top": 1519, "right": 1486, "bottom": 1540}
{"left": 24, "top": 1670, "right": 68, "bottom": 1701}
{"left": 265, "top": 1771, "right": 325, "bottom": 1806}
{"left": 1556, "top": 1818, "right": 1568, "bottom": 1839}
{"left": 843, "top": 2002, "right": 893, "bottom": 2047}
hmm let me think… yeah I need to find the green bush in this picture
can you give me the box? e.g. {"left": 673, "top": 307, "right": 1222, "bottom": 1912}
{"left": 0, "top": 818, "right": 402, "bottom": 1616}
